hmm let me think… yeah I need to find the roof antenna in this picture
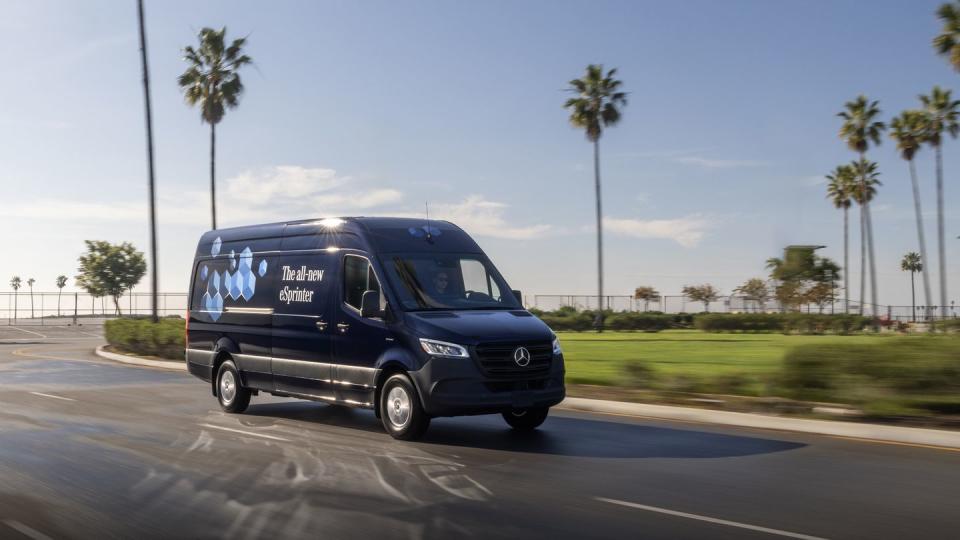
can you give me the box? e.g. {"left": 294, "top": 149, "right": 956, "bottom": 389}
{"left": 425, "top": 201, "right": 433, "bottom": 242}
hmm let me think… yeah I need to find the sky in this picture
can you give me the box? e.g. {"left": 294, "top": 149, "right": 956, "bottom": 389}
{"left": 1, "top": 0, "right": 959, "bottom": 308}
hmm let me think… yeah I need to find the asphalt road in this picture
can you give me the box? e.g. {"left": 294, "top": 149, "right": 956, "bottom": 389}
{"left": 1, "top": 326, "right": 960, "bottom": 540}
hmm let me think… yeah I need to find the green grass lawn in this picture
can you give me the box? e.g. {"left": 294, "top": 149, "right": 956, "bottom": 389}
{"left": 558, "top": 329, "right": 893, "bottom": 388}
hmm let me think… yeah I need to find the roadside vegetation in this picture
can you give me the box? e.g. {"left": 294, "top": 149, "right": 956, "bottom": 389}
{"left": 104, "top": 318, "right": 184, "bottom": 359}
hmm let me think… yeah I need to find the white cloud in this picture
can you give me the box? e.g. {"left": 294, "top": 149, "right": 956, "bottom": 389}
{"left": 603, "top": 215, "right": 711, "bottom": 247}
{"left": 427, "top": 195, "right": 552, "bottom": 240}
{"left": 226, "top": 166, "right": 347, "bottom": 204}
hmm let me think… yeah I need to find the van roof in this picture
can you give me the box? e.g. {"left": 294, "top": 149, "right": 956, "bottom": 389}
{"left": 195, "top": 216, "right": 483, "bottom": 256}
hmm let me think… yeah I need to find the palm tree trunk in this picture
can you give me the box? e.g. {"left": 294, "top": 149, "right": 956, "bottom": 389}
{"left": 911, "top": 271, "right": 916, "bottom": 322}
{"left": 860, "top": 201, "right": 867, "bottom": 317}
{"left": 12, "top": 292, "right": 17, "bottom": 323}
{"left": 843, "top": 206, "right": 849, "bottom": 314}
{"left": 210, "top": 122, "right": 217, "bottom": 230}
{"left": 936, "top": 145, "right": 947, "bottom": 323}
{"left": 593, "top": 138, "right": 604, "bottom": 332}
{"left": 908, "top": 158, "right": 933, "bottom": 322}
{"left": 29, "top": 289, "right": 34, "bottom": 318}
{"left": 57, "top": 290, "right": 61, "bottom": 317}
{"left": 865, "top": 200, "right": 878, "bottom": 317}
{"left": 138, "top": 0, "right": 160, "bottom": 324}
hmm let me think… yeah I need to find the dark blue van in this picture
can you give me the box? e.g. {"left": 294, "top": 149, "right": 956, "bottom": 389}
{"left": 185, "top": 217, "right": 565, "bottom": 439}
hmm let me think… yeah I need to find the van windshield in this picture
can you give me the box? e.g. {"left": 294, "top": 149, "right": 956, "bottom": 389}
{"left": 383, "top": 252, "right": 521, "bottom": 311}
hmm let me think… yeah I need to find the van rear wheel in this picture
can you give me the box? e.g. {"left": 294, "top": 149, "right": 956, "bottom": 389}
{"left": 502, "top": 407, "right": 549, "bottom": 431}
{"left": 217, "top": 360, "right": 250, "bottom": 413}
{"left": 380, "top": 373, "right": 430, "bottom": 440}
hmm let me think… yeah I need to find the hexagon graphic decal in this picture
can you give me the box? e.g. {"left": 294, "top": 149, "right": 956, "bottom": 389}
{"left": 258, "top": 259, "right": 268, "bottom": 277}
{"left": 211, "top": 236, "right": 222, "bottom": 257}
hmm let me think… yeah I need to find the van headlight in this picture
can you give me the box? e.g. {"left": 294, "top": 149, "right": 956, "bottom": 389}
{"left": 419, "top": 338, "right": 469, "bottom": 358}
{"left": 552, "top": 337, "right": 562, "bottom": 356}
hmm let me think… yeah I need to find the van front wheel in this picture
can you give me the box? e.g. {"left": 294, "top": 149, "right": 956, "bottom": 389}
{"left": 380, "top": 373, "right": 430, "bottom": 440}
{"left": 502, "top": 407, "right": 549, "bottom": 431}
{"left": 217, "top": 360, "right": 250, "bottom": 413}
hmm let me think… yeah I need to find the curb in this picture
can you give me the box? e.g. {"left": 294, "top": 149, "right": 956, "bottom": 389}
{"left": 558, "top": 397, "right": 960, "bottom": 450}
{"left": 91, "top": 346, "right": 960, "bottom": 449}
{"left": 95, "top": 346, "right": 186, "bottom": 371}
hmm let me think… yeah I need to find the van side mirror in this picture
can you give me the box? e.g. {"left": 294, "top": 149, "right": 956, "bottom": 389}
{"left": 512, "top": 290, "right": 523, "bottom": 305}
{"left": 360, "top": 290, "right": 382, "bottom": 318}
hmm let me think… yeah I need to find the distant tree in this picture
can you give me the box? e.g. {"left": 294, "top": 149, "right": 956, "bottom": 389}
{"left": 26, "top": 278, "right": 36, "bottom": 318}
{"left": 682, "top": 284, "right": 721, "bottom": 312}
{"left": 735, "top": 278, "right": 770, "bottom": 312}
{"left": 633, "top": 286, "right": 661, "bottom": 311}
{"left": 901, "top": 252, "right": 923, "bottom": 322}
{"left": 838, "top": 95, "right": 885, "bottom": 314}
{"left": 178, "top": 27, "right": 252, "bottom": 230}
{"left": 767, "top": 247, "right": 840, "bottom": 312}
{"left": 889, "top": 110, "right": 934, "bottom": 321}
{"left": 9, "top": 276, "right": 21, "bottom": 322}
{"left": 55, "top": 275, "right": 68, "bottom": 317}
{"left": 934, "top": 1, "right": 960, "bottom": 71}
{"left": 564, "top": 64, "right": 628, "bottom": 332}
{"left": 919, "top": 86, "right": 960, "bottom": 322}
{"left": 76, "top": 241, "right": 147, "bottom": 316}
{"left": 825, "top": 164, "right": 856, "bottom": 313}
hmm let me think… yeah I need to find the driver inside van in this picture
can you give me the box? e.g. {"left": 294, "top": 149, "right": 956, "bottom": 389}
{"left": 432, "top": 270, "right": 451, "bottom": 296}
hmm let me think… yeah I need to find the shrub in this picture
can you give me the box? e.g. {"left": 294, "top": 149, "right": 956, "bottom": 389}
{"left": 933, "top": 318, "right": 960, "bottom": 333}
{"left": 694, "top": 313, "right": 870, "bottom": 334}
{"left": 536, "top": 309, "right": 674, "bottom": 332}
{"left": 104, "top": 317, "right": 185, "bottom": 359}
{"left": 779, "top": 337, "right": 960, "bottom": 416}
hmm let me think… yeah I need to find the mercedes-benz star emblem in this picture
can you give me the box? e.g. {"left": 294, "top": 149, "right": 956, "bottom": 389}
{"left": 513, "top": 347, "right": 531, "bottom": 367}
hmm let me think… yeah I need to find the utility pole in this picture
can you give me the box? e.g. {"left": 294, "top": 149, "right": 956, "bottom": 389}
{"left": 137, "top": 0, "right": 160, "bottom": 323}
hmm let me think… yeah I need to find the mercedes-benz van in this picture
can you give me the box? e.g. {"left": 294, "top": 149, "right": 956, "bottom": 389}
{"left": 185, "top": 217, "right": 565, "bottom": 439}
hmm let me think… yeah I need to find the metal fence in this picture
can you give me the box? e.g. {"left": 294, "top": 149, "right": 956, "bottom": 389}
{"left": 4, "top": 291, "right": 956, "bottom": 326}
{"left": 529, "top": 294, "right": 959, "bottom": 322}
{"left": 1, "top": 292, "right": 188, "bottom": 326}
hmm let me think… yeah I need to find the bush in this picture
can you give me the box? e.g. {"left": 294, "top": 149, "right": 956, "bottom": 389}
{"left": 694, "top": 313, "right": 870, "bottom": 334}
{"left": 104, "top": 317, "right": 185, "bottom": 359}
{"left": 536, "top": 309, "right": 674, "bottom": 332}
{"left": 779, "top": 337, "right": 960, "bottom": 417}
{"left": 933, "top": 318, "right": 960, "bottom": 333}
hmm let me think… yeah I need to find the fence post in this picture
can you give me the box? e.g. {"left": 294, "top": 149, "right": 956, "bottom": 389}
{"left": 73, "top": 292, "right": 78, "bottom": 326}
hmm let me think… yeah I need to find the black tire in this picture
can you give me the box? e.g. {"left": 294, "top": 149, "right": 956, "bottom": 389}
{"left": 216, "top": 359, "right": 251, "bottom": 413}
{"left": 502, "top": 407, "right": 549, "bottom": 431}
{"left": 379, "top": 373, "right": 430, "bottom": 440}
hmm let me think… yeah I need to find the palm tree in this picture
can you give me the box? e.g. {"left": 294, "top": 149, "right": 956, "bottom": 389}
{"left": 178, "top": 27, "right": 252, "bottom": 230}
{"left": 633, "top": 286, "right": 660, "bottom": 312}
{"left": 825, "top": 164, "right": 856, "bottom": 313}
{"left": 889, "top": 110, "right": 935, "bottom": 321}
{"left": 838, "top": 96, "right": 886, "bottom": 316}
{"left": 56, "top": 275, "right": 68, "bottom": 317}
{"left": 919, "top": 86, "right": 960, "bottom": 322}
{"left": 934, "top": 1, "right": 960, "bottom": 71}
{"left": 564, "top": 65, "right": 627, "bottom": 331}
{"left": 848, "top": 158, "right": 881, "bottom": 314}
{"left": 901, "top": 252, "right": 923, "bottom": 322}
{"left": 9, "top": 276, "right": 21, "bottom": 322}
{"left": 26, "top": 278, "right": 35, "bottom": 318}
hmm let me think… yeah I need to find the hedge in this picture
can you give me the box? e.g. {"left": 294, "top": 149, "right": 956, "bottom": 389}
{"left": 694, "top": 313, "right": 871, "bottom": 334}
{"left": 104, "top": 317, "right": 185, "bottom": 359}
{"left": 536, "top": 308, "right": 677, "bottom": 332}
{"left": 780, "top": 337, "right": 960, "bottom": 416}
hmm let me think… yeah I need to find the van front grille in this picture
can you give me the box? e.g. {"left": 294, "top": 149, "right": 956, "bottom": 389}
{"left": 473, "top": 342, "right": 552, "bottom": 378}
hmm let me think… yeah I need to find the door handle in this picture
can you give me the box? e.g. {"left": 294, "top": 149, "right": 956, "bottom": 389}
{"left": 337, "top": 323, "right": 350, "bottom": 333}
{"left": 316, "top": 321, "right": 328, "bottom": 331}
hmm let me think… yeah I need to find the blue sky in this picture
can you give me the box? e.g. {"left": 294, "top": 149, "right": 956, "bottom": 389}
{"left": 1, "top": 0, "right": 958, "bottom": 307}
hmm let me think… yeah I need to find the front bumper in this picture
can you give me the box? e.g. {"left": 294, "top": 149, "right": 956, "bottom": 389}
{"left": 409, "top": 353, "right": 566, "bottom": 417}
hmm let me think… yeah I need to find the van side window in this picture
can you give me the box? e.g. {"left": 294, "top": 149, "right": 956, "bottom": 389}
{"left": 461, "top": 258, "right": 501, "bottom": 301}
{"left": 344, "top": 254, "right": 383, "bottom": 310}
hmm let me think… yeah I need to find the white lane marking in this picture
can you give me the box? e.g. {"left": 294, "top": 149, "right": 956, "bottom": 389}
{"left": 29, "top": 392, "right": 77, "bottom": 402}
{"left": 198, "top": 423, "right": 291, "bottom": 442}
{"left": 595, "top": 497, "right": 829, "bottom": 540}
{"left": 77, "top": 330, "right": 103, "bottom": 338}
{"left": 6, "top": 327, "right": 47, "bottom": 338}
{"left": 2, "top": 520, "right": 54, "bottom": 540}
